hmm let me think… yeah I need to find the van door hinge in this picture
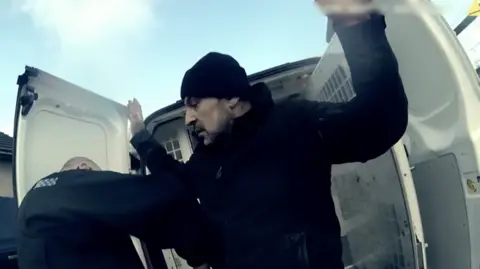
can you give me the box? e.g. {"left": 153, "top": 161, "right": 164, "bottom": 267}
{"left": 416, "top": 236, "right": 427, "bottom": 269}
{"left": 19, "top": 85, "right": 38, "bottom": 116}
{"left": 16, "top": 66, "right": 40, "bottom": 117}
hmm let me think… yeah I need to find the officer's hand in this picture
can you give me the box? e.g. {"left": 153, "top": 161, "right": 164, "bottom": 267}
{"left": 127, "top": 98, "right": 145, "bottom": 135}
{"left": 314, "top": 0, "right": 372, "bottom": 25}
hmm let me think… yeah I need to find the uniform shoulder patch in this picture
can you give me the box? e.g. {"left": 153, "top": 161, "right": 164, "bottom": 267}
{"left": 34, "top": 176, "right": 59, "bottom": 189}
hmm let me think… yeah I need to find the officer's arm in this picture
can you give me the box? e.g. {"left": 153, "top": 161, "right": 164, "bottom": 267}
{"left": 130, "top": 129, "right": 188, "bottom": 176}
{"left": 52, "top": 171, "right": 210, "bottom": 266}
{"left": 301, "top": 14, "right": 408, "bottom": 164}
{"left": 53, "top": 171, "right": 187, "bottom": 236}
{"left": 143, "top": 199, "right": 216, "bottom": 268}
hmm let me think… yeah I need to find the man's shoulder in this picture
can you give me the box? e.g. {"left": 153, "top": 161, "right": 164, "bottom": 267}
{"left": 273, "top": 99, "right": 313, "bottom": 115}
{"left": 32, "top": 172, "right": 61, "bottom": 189}
{"left": 269, "top": 99, "right": 316, "bottom": 125}
{"left": 33, "top": 170, "right": 83, "bottom": 189}
{"left": 33, "top": 170, "right": 129, "bottom": 189}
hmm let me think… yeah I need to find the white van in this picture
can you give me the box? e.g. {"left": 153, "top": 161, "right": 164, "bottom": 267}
{"left": 12, "top": 1, "right": 480, "bottom": 269}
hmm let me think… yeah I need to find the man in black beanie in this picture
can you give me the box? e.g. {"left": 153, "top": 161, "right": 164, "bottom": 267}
{"left": 128, "top": 0, "right": 408, "bottom": 268}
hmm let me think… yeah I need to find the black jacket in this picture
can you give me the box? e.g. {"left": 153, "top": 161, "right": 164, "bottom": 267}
{"left": 17, "top": 170, "right": 209, "bottom": 269}
{"left": 131, "top": 14, "right": 408, "bottom": 269}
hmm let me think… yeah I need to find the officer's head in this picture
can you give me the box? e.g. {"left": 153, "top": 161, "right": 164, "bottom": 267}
{"left": 60, "top": 157, "right": 102, "bottom": 171}
{"left": 180, "top": 52, "right": 253, "bottom": 145}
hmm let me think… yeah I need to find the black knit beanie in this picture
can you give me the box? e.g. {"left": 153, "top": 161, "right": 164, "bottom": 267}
{"left": 180, "top": 52, "right": 253, "bottom": 100}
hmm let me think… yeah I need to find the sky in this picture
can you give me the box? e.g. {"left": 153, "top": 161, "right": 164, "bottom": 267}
{"left": 0, "top": 0, "right": 478, "bottom": 136}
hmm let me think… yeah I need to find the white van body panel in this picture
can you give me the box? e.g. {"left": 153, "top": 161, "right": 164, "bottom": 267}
{"left": 330, "top": 143, "right": 425, "bottom": 269}
{"left": 13, "top": 1, "right": 480, "bottom": 268}
{"left": 14, "top": 68, "right": 130, "bottom": 203}
{"left": 307, "top": 1, "right": 480, "bottom": 268}
{"left": 14, "top": 68, "right": 148, "bottom": 269}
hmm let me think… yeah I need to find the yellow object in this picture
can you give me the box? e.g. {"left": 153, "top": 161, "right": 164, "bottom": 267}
{"left": 468, "top": 0, "right": 480, "bottom": 16}
{"left": 467, "top": 179, "right": 478, "bottom": 193}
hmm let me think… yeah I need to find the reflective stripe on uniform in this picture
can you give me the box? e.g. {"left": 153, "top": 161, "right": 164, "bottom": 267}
{"left": 34, "top": 177, "right": 59, "bottom": 189}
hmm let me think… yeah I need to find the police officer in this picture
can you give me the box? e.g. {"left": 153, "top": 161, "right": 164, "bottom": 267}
{"left": 17, "top": 157, "right": 210, "bottom": 269}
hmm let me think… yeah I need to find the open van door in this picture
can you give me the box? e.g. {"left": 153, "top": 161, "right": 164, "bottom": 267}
{"left": 328, "top": 141, "right": 426, "bottom": 269}
{"left": 12, "top": 67, "right": 155, "bottom": 269}
{"left": 307, "top": 0, "right": 480, "bottom": 268}
{"left": 13, "top": 67, "right": 131, "bottom": 201}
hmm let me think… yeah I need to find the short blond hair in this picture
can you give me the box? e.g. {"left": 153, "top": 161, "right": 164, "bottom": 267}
{"left": 61, "top": 157, "right": 102, "bottom": 171}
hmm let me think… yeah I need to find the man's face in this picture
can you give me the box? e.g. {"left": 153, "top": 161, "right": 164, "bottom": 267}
{"left": 184, "top": 97, "right": 234, "bottom": 145}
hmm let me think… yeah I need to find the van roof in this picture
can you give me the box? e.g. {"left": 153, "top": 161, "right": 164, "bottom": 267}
{"left": 144, "top": 57, "right": 321, "bottom": 125}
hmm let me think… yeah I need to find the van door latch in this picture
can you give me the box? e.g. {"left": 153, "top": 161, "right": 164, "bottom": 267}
{"left": 19, "top": 85, "right": 38, "bottom": 116}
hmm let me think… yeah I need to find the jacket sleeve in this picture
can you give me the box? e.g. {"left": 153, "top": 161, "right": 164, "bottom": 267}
{"left": 130, "top": 130, "right": 211, "bottom": 266}
{"left": 24, "top": 171, "right": 191, "bottom": 240}
{"left": 143, "top": 199, "right": 216, "bottom": 268}
{"left": 130, "top": 129, "right": 188, "bottom": 177}
{"left": 30, "top": 171, "right": 210, "bottom": 267}
{"left": 300, "top": 14, "right": 408, "bottom": 164}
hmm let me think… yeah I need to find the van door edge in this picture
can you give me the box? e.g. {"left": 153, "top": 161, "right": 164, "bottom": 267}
{"left": 12, "top": 66, "right": 39, "bottom": 206}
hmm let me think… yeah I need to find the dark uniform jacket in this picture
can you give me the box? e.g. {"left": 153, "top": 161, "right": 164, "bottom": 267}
{"left": 131, "top": 14, "right": 408, "bottom": 269}
{"left": 17, "top": 170, "right": 209, "bottom": 269}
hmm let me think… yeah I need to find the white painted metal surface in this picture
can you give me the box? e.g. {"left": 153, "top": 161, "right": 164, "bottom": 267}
{"left": 14, "top": 68, "right": 149, "bottom": 269}
{"left": 14, "top": 1, "right": 480, "bottom": 267}
{"left": 308, "top": 0, "right": 480, "bottom": 268}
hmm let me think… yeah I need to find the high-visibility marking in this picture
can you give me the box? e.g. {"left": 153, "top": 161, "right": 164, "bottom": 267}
{"left": 468, "top": 0, "right": 480, "bottom": 16}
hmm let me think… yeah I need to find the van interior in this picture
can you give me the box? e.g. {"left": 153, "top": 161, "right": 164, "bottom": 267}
{"left": 11, "top": 0, "right": 480, "bottom": 269}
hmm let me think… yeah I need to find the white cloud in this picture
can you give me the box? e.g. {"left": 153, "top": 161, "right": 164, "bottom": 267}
{"left": 7, "top": 0, "right": 163, "bottom": 108}
{"left": 14, "top": 0, "right": 159, "bottom": 62}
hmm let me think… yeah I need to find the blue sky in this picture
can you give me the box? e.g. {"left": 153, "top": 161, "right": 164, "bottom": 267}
{"left": 0, "top": 0, "right": 477, "bottom": 136}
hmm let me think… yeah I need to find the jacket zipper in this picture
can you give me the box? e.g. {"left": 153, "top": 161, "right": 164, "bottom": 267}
{"left": 216, "top": 166, "right": 223, "bottom": 179}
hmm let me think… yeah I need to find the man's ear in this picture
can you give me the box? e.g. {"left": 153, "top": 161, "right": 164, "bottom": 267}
{"left": 79, "top": 163, "right": 89, "bottom": 169}
{"left": 227, "top": 97, "right": 240, "bottom": 109}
